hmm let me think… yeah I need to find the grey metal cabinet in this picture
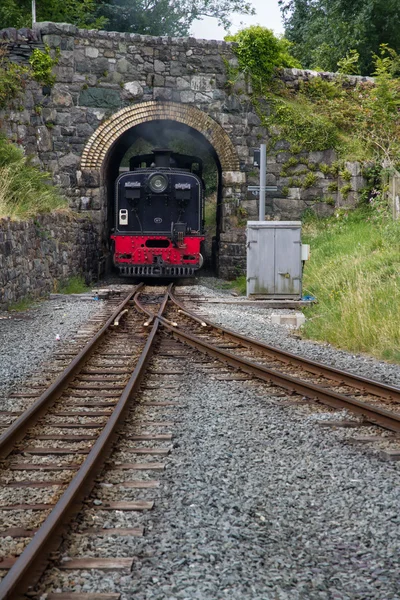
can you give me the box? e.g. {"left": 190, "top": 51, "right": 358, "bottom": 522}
{"left": 246, "top": 221, "right": 302, "bottom": 298}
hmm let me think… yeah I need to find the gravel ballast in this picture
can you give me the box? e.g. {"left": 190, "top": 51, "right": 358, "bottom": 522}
{"left": 39, "top": 371, "right": 400, "bottom": 600}
{"left": 0, "top": 297, "right": 104, "bottom": 402}
{"left": 180, "top": 282, "right": 400, "bottom": 387}
{"left": 3, "top": 283, "right": 400, "bottom": 599}
{"left": 35, "top": 282, "right": 400, "bottom": 599}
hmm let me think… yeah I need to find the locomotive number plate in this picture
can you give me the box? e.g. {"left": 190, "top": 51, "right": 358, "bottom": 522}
{"left": 154, "top": 217, "right": 162, "bottom": 223}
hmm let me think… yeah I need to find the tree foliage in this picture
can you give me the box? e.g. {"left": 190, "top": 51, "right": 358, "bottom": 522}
{"left": 0, "top": 0, "right": 254, "bottom": 37}
{"left": 225, "top": 26, "right": 301, "bottom": 92}
{"left": 0, "top": 0, "right": 106, "bottom": 29}
{"left": 279, "top": 0, "right": 400, "bottom": 75}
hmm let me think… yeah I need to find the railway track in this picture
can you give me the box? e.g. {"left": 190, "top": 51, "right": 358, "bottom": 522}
{"left": 0, "top": 283, "right": 400, "bottom": 599}
{"left": 164, "top": 289, "right": 400, "bottom": 432}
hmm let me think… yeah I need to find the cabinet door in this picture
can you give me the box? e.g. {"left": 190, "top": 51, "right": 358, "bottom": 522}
{"left": 246, "top": 227, "right": 275, "bottom": 295}
{"left": 274, "top": 227, "right": 302, "bottom": 297}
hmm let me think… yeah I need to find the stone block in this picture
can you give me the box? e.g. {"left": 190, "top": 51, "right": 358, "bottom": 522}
{"left": 36, "top": 126, "right": 53, "bottom": 152}
{"left": 271, "top": 313, "right": 305, "bottom": 327}
{"left": 345, "top": 161, "right": 361, "bottom": 177}
{"left": 222, "top": 171, "right": 246, "bottom": 185}
{"left": 351, "top": 175, "right": 366, "bottom": 192}
{"left": 52, "top": 88, "right": 73, "bottom": 107}
{"left": 77, "top": 169, "right": 100, "bottom": 187}
{"left": 153, "top": 87, "right": 172, "bottom": 100}
{"left": 154, "top": 59, "right": 166, "bottom": 73}
{"left": 312, "top": 203, "right": 335, "bottom": 218}
{"left": 35, "top": 22, "right": 79, "bottom": 35}
{"left": 55, "top": 66, "right": 74, "bottom": 82}
{"left": 153, "top": 74, "right": 165, "bottom": 87}
{"left": 176, "top": 76, "right": 190, "bottom": 90}
{"left": 190, "top": 75, "right": 215, "bottom": 92}
{"left": 170, "top": 61, "right": 185, "bottom": 76}
{"left": 116, "top": 57, "right": 137, "bottom": 75}
{"left": 194, "top": 92, "right": 213, "bottom": 103}
{"left": 61, "top": 37, "right": 74, "bottom": 51}
{"left": 85, "top": 46, "right": 99, "bottom": 58}
{"left": 55, "top": 112, "right": 72, "bottom": 126}
{"left": 58, "top": 51, "right": 74, "bottom": 68}
{"left": 42, "top": 34, "right": 62, "bottom": 47}
{"left": 123, "top": 81, "right": 144, "bottom": 99}
{"left": 59, "top": 152, "right": 80, "bottom": 168}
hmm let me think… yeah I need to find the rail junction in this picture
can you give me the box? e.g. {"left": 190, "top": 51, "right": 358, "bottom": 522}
{"left": 0, "top": 284, "right": 399, "bottom": 599}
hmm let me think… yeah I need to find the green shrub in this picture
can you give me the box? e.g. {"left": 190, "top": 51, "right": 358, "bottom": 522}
{"left": 302, "top": 172, "right": 318, "bottom": 188}
{"left": 265, "top": 97, "right": 340, "bottom": 152}
{"left": 225, "top": 26, "right": 301, "bottom": 91}
{"left": 337, "top": 49, "right": 361, "bottom": 75}
{"left": 29, "top": 45, "right": 60, "bottom": 87}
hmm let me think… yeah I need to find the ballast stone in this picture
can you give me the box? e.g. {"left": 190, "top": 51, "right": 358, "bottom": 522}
{"left": 271, "top": 313, "right": 306, "bottom": 328}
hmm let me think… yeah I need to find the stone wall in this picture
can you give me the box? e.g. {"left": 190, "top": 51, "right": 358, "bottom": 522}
{"left": 0, "top": 213, "right": 99, "bottom": 309}
{"left": 0, "top": 23, "right": 371, "bottom": 279}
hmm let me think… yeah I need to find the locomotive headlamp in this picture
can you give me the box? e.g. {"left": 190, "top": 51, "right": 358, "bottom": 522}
{"left": 148, "top": 173, "right": 168, "bottom": 193}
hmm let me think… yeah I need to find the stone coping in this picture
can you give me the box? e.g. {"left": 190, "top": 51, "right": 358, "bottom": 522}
{"left": 0, "top": 22, "right": 375, "bottom": 84}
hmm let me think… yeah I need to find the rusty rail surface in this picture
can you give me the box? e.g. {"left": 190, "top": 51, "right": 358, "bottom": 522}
{"left": 169, "top": 289, "right": 400, "bottom": 403}
{"left": 0, "top": 285, "right": 168, "bottom": 600}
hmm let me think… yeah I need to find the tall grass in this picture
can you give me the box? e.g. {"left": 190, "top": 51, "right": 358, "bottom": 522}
{"left": 302, "top": 209, "right": 400, "bottom": 362}
{"left": 0, "top": 135, "right": 66, "bottom": 219}
{"left": 57, "top": 276, "right": 90, "bottom": 294}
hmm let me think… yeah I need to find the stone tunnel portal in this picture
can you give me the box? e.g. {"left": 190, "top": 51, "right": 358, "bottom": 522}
{"left": 79, "top": 101, "right": 244, "bottom": 277}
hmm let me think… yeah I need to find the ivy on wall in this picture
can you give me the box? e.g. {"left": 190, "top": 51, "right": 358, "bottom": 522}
{"left": 226, "top": 27, "right": 400, "bottom": 171}
{"left": 0, "top": 43, "right": 59, "bottom": 110}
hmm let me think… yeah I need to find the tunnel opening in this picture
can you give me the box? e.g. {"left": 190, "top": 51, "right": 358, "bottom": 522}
{"left": 103, "top": 119, "right": 221, "bottom": 275}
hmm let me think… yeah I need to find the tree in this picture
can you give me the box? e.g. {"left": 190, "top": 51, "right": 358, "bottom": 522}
{"left": 94, "top": 0, "right": 256, "bottom": 36}
{"left": 0, "top": 0, "right": 255, "bottom": 37}
{"left": 0, "top": 0, "right": 105, "bottom": 29}
{"left": 279, "top": 0, "right": 400, "bottom": 75}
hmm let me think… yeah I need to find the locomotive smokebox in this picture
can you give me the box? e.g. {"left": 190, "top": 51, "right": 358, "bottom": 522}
{"left": 153, "top": 149, "right": 172, "bottom": 168}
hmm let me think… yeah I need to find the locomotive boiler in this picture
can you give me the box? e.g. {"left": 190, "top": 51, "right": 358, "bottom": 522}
{"left": 111, "top": 148, "right": 205, "bottom": 276}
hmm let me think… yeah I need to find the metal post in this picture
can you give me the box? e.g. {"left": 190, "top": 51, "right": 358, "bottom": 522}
{"left": 32, "top": 0, "right": 36, "bottom": 25}
{"left": 258, "top": 143, "right": 266, "bottom": 221}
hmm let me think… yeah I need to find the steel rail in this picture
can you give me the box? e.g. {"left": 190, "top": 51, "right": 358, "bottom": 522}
{"left": 169, "top": 290, "right": 400, "bottom": 403}
{"left": 160, "top": 318, "right": 400, "bottom": 433}
{"left": 0, "top": 284, "right": 143, "bottom": 460}
{"left": 0, "top": 287, "right": 169, "bottom": 600}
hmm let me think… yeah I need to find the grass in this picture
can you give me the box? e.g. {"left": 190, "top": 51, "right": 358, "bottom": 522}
{"left": 204, "top": 194, "right": 217, "bottom": 228}
{"left": 57, "top": 276, "right": 90, "bottom": 294}
{"left": 301, "top": 207, "right": 400, "bottom": 362}
{"left": 217, "top": 275, "right": 247, "bottom": 295}
{"left": 0, "top": 135, "right": 67, "bottom": 219}
{"left": 8, "top": 297, "right": 36, "bottom": 312}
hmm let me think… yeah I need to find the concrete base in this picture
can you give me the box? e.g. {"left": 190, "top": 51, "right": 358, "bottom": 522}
{"left": 271, "top": 313, "right": 306, "bottom": 328}
{"left": 196, "top": 299, "right": 314, "bottom": 308}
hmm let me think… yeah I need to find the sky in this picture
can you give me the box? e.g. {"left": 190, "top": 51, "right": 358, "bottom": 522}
{"left": 190, "top": 0, "right": 285, "bottom": 40}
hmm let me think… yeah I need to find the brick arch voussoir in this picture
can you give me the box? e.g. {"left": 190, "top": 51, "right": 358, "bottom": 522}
{"left": 80, "top": 101, "right": 240, "bottom": 173}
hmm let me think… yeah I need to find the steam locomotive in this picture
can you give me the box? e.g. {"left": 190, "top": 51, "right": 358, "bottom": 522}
{"left": 111, "top": 149, "right": 205, "bottom": 276}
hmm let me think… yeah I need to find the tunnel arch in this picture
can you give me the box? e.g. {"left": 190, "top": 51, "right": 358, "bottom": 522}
{"left": 81, "top": 101, "right": 241, "bottom": 174}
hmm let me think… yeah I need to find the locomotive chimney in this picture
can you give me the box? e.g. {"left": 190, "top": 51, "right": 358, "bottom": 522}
{"left": 153, "top": 148, "right": 172, "bottom": 168}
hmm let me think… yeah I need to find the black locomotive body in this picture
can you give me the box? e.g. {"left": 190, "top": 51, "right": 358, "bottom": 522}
{"left": 111, "top": 149, "right": 205, "bottom": 276}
